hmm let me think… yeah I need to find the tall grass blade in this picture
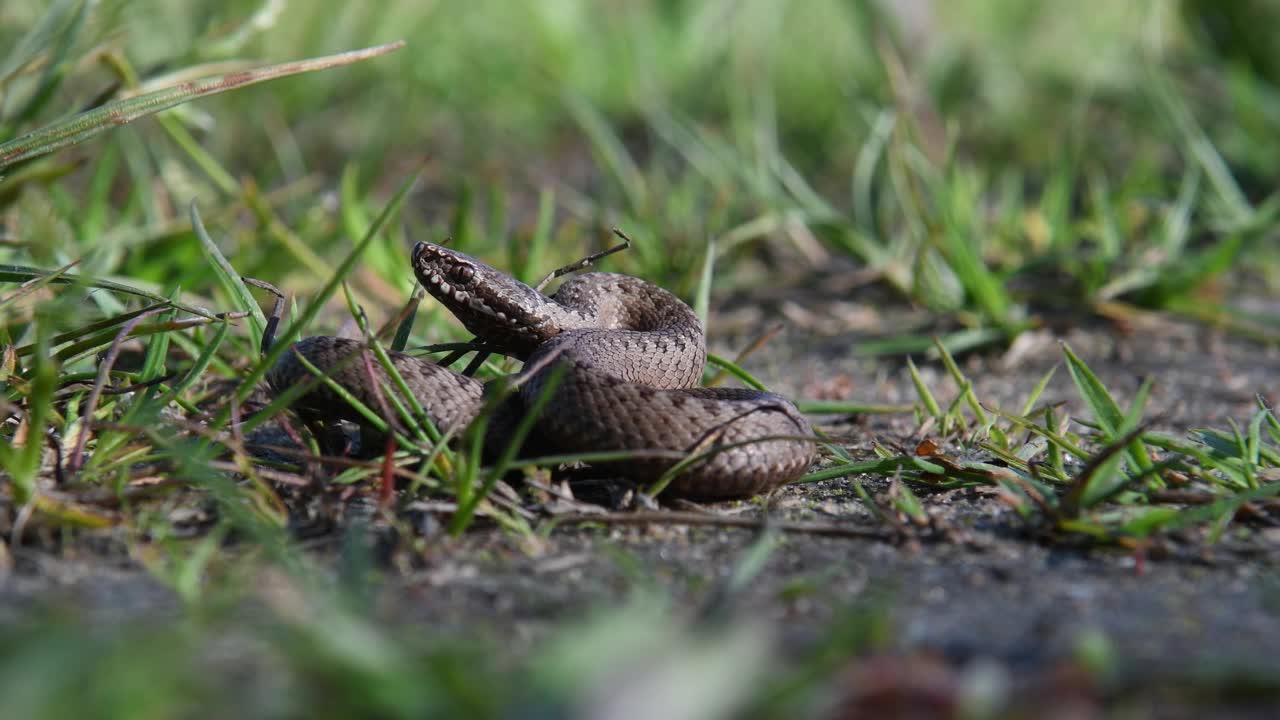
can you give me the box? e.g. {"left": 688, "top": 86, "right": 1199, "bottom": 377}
{"left": 190, "top": 203, "right": 267, "bottom": 341}
{"left": 0, "top": 42, "right": 405, "bottom": 172}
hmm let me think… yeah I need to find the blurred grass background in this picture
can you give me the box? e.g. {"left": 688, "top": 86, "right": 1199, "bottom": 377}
{"left": 4, "top": 0, "right": 1278, "bottom": 347}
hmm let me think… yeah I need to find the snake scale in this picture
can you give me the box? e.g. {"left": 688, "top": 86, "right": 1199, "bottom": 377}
{"left": 267, "top": 241, "right": 816, "bottom": 497}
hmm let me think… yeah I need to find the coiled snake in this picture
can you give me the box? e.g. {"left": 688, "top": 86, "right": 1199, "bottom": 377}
{"left": 267, "top": 241, "right": 816, "bottom": 497}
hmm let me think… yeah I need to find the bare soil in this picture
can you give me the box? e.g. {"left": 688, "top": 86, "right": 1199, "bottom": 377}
{"left": 3, "top": 295, "right": 1279, "bottom": 717}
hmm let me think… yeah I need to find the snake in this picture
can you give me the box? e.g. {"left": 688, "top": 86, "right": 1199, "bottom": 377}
{"left": 266, "top": 241, "right": 816, "bottom": 497}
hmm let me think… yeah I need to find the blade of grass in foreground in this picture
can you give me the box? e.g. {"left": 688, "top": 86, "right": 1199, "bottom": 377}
{"left": 0, "top": 265, "right": 216, "bottom": 318}
{"left": 191, "top": 202, "right": 267, "bottom": 341}
{"left": 228, "top": 169, "right": 421, "bottom": 424}
{"left": 694, "top": 237, "right": 716, "bottom": 328}
{"left": 0, "top": 0, "right": 83, "bottom": 91}
{"left": 1062, "top": 344, "right": 1154, "bottom": 476}
{"left": 0, "top": 41, "right": 405, "bottom": 172}
{"left": 705, "top": 353, "right": 767, "bottom": 391}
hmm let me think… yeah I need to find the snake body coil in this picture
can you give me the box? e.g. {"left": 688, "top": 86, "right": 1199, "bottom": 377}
{"left": 268, "top": 241, "right": 815, "bottom": 497}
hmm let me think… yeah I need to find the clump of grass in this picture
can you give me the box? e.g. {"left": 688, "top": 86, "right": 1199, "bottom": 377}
{"left": 807, "top": 338, "right": 1280, "bottom": 545}
{"left": 0, "top": 5, "right": 410, "bottom": 540}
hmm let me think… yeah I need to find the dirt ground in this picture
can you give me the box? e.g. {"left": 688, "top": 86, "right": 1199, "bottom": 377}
{"left": 2, "top": 292, "right": 1278, "bottom": 716}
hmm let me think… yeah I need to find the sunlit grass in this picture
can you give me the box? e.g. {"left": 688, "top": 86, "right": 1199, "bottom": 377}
{"left": 2, "top": 1, "right": 1280, "bottom": 717}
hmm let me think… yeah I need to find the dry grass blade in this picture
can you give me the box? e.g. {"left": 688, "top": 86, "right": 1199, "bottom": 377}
{"left": 1059, "top": 422, "right": 1152, "bottom": 519}
{"left": 0, "top": 259, "right": 80, "bottom": 307}
{"left": 0, "top": 41, "right": 405, "bottom": 171}
{"left": 0, "top": 265, "right": 216, "bottom": 318}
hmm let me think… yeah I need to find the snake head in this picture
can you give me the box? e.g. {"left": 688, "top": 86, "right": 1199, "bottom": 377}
{"left": 412, "top": 241, "right": 555, "bottom": 357}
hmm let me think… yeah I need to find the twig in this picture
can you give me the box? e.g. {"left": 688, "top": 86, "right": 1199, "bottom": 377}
{"left": 68, "top": 307, "right": 166, "bottom": 473}
{"left": 533, "top": 227, "right": 633, "bottom": 292}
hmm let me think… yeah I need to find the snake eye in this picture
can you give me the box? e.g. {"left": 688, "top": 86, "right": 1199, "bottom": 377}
{"left": 449, "top": 264, "right": 475, "bottom": 284}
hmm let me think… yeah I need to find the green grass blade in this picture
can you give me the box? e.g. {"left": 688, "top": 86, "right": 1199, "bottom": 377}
{"left": 704, "top": 353, "right": 768, "bottom": 391}
{"left": 1019, "top": 365, "right": 1058, "bottom": 418}
{"left": 390, "top": 289, "right": 423, "bottom": 353}
{"left": 451, "top": 365, "right": 566, "bottom": 536}
{"left": 694, "top": 237, "right": 716, "bottom": 328}
{"left": 794, "top": 400, "right": 914, "bottom": 415}
{"left": 157, "top": 318, "right": 231, "bottom": 408}
{"left": 0, "top": 0, "right": 81, "bottom": 90}
{"left": 563, "top": 92, "right": 646, "bottom": 212}
{"left": 1062, "top": 343, "right": 1153, "bottom": 474}
{"left": 3, "top": 0, "right": 87, "bottom": 131}
{"left": 516, "top": 188, "right": 556, "bottom": 285}
{"left": 933, "top": 336, "right": 987, "bottom": 425}
{"left": 1150, "top": 70, "right": 1251, "bottom": 225}
{"left": 230, "top": 169, "right": 421, "bottom": 415}
{"left": 1160, "top": 482, "right": 1280, "bottom": 534}
{"left": 189, "top": 202, "right": 266, "bottom": 342}
{"left": 793, "top": 456, "right": 947, "bottom": 484}
{"left": 906, "top": 357, "right": 942, "bottom": 421}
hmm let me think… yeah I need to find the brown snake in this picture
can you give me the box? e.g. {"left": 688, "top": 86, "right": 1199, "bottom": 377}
{"left": 267, "top": 241, "right": 816, "bottom": 497}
